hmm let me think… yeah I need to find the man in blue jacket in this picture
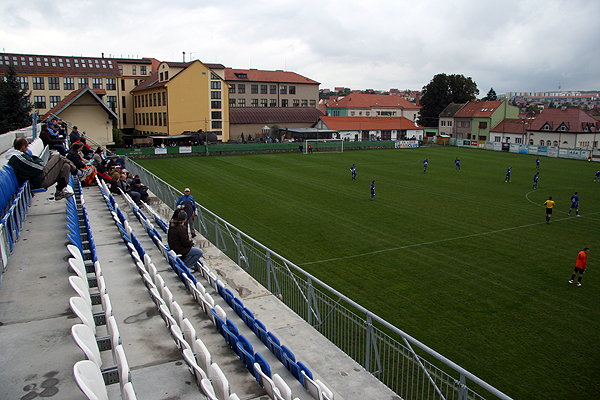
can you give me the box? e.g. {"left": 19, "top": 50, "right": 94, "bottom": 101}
{"left": 176, "top": 188, "right": 197, "bottom": 237}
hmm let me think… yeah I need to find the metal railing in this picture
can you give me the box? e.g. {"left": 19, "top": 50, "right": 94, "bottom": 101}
{"left": 124, "top": 157, "right": 513, "bottom": 400}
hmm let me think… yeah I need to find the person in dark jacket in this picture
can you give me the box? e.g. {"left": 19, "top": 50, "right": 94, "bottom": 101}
{"left": 66, "top": 142, "right": 95, "bottom": 185}
{"left": 69, "top": 126, "right": 82, "bottom": 145}
{"left": 6, "top": 137, "right": 76, "bottom": 200}
{"left": 116, "top": 172, "right": 141, "bottom": 205}
{"left": 167, "top": 210, "right": 203, "bottom": 270}
{"left": 39, "top": 124, "right": 66, "bottom": 155}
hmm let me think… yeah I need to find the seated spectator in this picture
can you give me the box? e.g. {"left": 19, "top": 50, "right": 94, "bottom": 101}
{"left": 39, "top": 124, "right": 66, "bottom": 155}
{"left": 96, "top": 160, "right": 117, "bottom": 193}
{"left": 107, "top": 154, "right": 120, "bottom": 171}
{"left": 116, "top": 172, "right": 141, "bottom": 205}
{"left": 167, "top": 210, "right": 203, "bottom": 271}
{"left": 109, "top": 163, "right": 121, "bottom": 182}
{"left": 131, "top": 178, "right": 149, "bottom": 202}
{"left": 66, "top": 142, "right": 96, "bottom": 186}
{"left": 126, "top": 172, "right": 135, "bottom": 186}
{"left": 74, "top": 137, "right": 94, "bottom": 159}
{"left": 6, "top": 137, "right": 76, "bottom": 200}
{"left": 92, "top": 147, "right": 104, "bottom": 168}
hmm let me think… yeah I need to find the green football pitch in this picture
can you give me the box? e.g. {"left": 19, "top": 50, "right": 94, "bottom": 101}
{"left": 137, "top": 146, "right": 599, "bottom": 399}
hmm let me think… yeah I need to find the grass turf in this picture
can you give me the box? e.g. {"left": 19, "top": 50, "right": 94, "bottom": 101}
{"left": 137, "top": 146, "right": 600, "bottom": 399}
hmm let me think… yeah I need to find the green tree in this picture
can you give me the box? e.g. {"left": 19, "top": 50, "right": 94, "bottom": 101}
{"left": 0, "top": 64, "right": 33, "bottom": 134}
{"left": 112, "top": 127, "right": 124, "bottom": 146}
{"left": 337, "top": 87, "right": 352, "bottom": 96}
{"left": 483, "top": 87, "right": 497, "bottom": 101}
{"left": 270, "top": 124, "right": 282, "bottom": 142}
{"left": 418, "top": 73, "right": 479, "bottom": 127}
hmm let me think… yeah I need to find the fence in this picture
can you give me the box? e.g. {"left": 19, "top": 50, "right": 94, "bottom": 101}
{"left": 124, "top": 157, "right": 513, "bottom": 400}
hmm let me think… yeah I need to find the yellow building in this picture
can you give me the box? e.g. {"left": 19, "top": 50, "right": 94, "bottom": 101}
{"left": 131, "top": 60, "right": 229, "bottom": 142}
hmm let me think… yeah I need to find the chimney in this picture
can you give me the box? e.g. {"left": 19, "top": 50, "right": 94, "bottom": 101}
{"left": 183, "top": 52, "right": 186, "bottom": 62}
{"left": 414, "top": 93, "right": 420, "bottom": 106}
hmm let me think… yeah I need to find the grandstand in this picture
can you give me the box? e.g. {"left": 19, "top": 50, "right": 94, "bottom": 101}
{"left": 0, "top": 133, "right": 400, "bottom": 400}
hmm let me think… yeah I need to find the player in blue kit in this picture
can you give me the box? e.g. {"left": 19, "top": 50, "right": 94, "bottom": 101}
{"left": 423, "top": 159, "right": 428, "bottom": 173}
{"left": 350, "top": 164, "right": 356, "bottom": 180}
{"left": 505, "top": 167, "right": 511, "bottom": 182}
{"left": 568, "top": 192, "right": 580, "bottom": 216}
{"left": 533, "top": 172, "right": 539, "bottom": 189}
{"left": 370, "top": 180, "right": 375, "bottom": 201}
{"left": 536, "top": 157, "right": 540, "bottom": 169}
{"left": 455, "top": 157, "right": 460, "bottom": 171}
{"left": 595, "top": 171, "right": 600, "bottom": 182}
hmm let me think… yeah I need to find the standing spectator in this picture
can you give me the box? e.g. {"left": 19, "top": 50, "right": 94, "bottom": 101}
{"left": 39, "top": 124, "right": 66, "bottom": 155}
{"left": 350, "top": 164, "right": 356, "bottom": 180}
{"left": 533, "top": 172, "right": 539, "bottom": 189}
{"left": 543, "top": 196, "right": 555, "bottom": 224}
{"left": 6, "top": 137, "right": 76, "bottom": 200}
{"left": 569, "top": 247, "right": 590, "bottom": 287}
{"left": 176, "top": 188, "right": 197, "bottom": 237}
{"left": 370, "top": 180, "right": 375, "bottom": 201}
{"left": 568, "top": 192, "right": 580, "bottom": 216}
{"left": 70, "top": 126, "right": 82, "bottom": 145}
{"left": 167, "top": 211, "right": 203, "bottom": 271}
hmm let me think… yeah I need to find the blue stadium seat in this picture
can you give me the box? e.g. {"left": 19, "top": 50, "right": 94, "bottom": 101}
{"left": 254, "top": 319, "right": 268, "bottom": 347}
{"left": 254, "top": 352, "right": 271, "bottom": 379}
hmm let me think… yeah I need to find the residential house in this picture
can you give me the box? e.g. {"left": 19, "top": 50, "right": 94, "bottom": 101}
{"left": 131, "top": 60, "right": 229, "bottom": 142}
{"left": 526, "top": 108, "right": 599, "bottom": 149}
{"left": 314, "top": 116, "right": 424, "bottom": 141}
{"left": 325, "top": 93, "right": 421, "bottom": 121}
{"left": 453, "top": 100, "right": 519, "bottom": 141}
{"left": 438, "top": 103, "right": 466, "bottom": 137}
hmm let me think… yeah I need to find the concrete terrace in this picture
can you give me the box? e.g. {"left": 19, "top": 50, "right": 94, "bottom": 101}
{"left": 0, "top": 177, "right": 398, "bottom": 399}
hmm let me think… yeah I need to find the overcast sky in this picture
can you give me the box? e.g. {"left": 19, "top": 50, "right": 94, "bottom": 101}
{"left": 2, "top": 0, "right": 599, "bottom": 96}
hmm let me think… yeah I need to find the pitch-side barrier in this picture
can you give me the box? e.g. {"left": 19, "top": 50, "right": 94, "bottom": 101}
{"left": 124, "top": 157, "right": 513, "bottom": 400}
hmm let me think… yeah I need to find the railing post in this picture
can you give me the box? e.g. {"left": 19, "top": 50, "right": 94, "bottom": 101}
{"left": 366, "top": 314, "right": 372, "bottom": 373}
{"left": 459, "top": 373, "right": 467, "bottom": 400}
{"left": 266, "top": 251, "right": 272, "bottom": 292}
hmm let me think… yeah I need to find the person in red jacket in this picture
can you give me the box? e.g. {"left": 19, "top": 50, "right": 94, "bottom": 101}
{"left": 569, "top": 247, "right": 590, "bottom": 287}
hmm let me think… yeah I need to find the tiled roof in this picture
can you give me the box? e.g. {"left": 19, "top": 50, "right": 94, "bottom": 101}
{"left": 528, "top": 108, "right": 599, "bottom": 132}
{"left": 327, "top": 93, "right": 420, "bottom": 110}
{"left": 439, "top": 103, "right": 466, "bottom": 118}
{"left": 224, "top": 68, "right": 320, "bottom": 85}
{"left": 319, "top": 116, "right": 423, "bottom": 130}
{"left": 454, "top": 100, "right": 504, "bottom": 118}
{"left": 42, "top": 87, "right": 118, "bottom": 120}
{"left": 490, "top": 118, "right": 529, "bottom": 134}
{"left": 0, "top": 53, "right": 121, "bottom": 76}
{"left": 229, "top": 107, "right": 324, "bottom": 124}
{"left": 131, "top": 72, "right": 162, "bottom": 92}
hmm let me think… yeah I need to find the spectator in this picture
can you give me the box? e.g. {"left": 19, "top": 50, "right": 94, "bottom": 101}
{"left": 167, "top": 210, "right": 203, "bottom": 271}
{"left": 69, "top": 126, "right": 82, "bottom": 145}
{"left": 6, "top": 137, "right": 76, "bottom": 200}
{"left": 131, "top": 178, "right": 149, "bottom": 202}
{"left": 39, "top": 124, "right": 66, "bottom": 155}
{"left": 76, "top": 137, "right": 94, "bottom": 159}
{"left": 116, "top": 172, "right": 141, "bottom": 205}
{"left": 176, "top": 188, "right": 197, "bottom": 238}
{"left": 66, "top": 142, "right": 96, "bottom": 186}
{"left": 107, "top": 154, "right": 120, "bottom": 171}
{"left": 109, "top": 164, "right": 121, "bottom": 182}
{"left": 92, "top": 147, "right": 104, "bottom": 168}
{"left": 96, "top": 160, "right": 117, "bottom": 193}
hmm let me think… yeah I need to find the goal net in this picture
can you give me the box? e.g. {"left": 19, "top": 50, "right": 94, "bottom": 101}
{"left": 304, "top": 138, "right": 344, "bottom": 154}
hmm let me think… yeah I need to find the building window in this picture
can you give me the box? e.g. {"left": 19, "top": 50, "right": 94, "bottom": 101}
{"left": 211, "top": 72, "right": 219, "bottom": 80}
{"left": 229, "top": 98, "right": 236, "bottom": 107}
{"left": 48, "top": 77, "right": 59, "bottom": 90}
{"left": 158, "top": 113, "right": 162, "bottom": 126}
{"left": 261, "top": 99, "right": 267, "bottom": 107}
{"left": 160, "top": 72, "right": 164, "bottom": 81}
{"left": 146, "top": 113, "right": 149, "bottom": 125}
{"left": 145, "top": 94, "right": 149, "bottom": 107}
{"left": 251, "top": 99, "right": 258, "bottom": 107}
{"left": 251, "top": 84, "right": 258, "bottom": 94}
{"left": 301, "top": 99, "right": 308, "bottom": 107}
{"left": 351, "top": 111, "right": 355, "bottom": 116}
{"left": 34, "top": 96, "right": 46, "bottom": 108}
{"left": 153, "top": 93, "right": 157, "bottom": 106}
{"left": 106, "top": 78, "right": 116, "bottom": 90}
{"left": 135, "top": 114, "right": 138, "bottom": 125}
{"left": 154, "top": 112, "right": 157, "bottom": 125}
{"left": 123, "top": 113, "right": 127, "bottom": 125}
{"left": 162, "top": 92, "right": 166, "bottom": 106}
{"left": 465, "top": 121, "right": 470, "bottom": 128}
{"left": 163, "top": 112, "right": 167, "bottom": 125}
{"left": 270, "top": 99, "right": 277, "bottom": 107}
{"left": 495, "top": 136, "right": 501, "bottom": 142}
{"left": 132, "top": 65, "right": 137, "bottom": 75}
{"left": 280, "top": 85, "right": 287, "bottom": 94}
{"left": 478, "top": 121, "right": 487, "bottom": 129}
{"left": 270, "top": 85, "right": 276, "bottom": 94}
{"left": 211, "top": 81, "right": 221, "bottom": 90}
{"left": 33, "top": 77, "right": 44, "bottom": 90}
{"left": 366, "top": 111, "right": 370, "bottom": 116}
{"left": 164, "top": 71, "right": 168, "bottom": 80}
{"left": 18, "top": 76, "right": 28, "bottom": 90}
{"left": 261, "top": 85, "right": 267, "bottom": 94}
{"left": 293, "top": 99, "right": 299, "bottom": 107}
{"left": 281, "top": 99, "right": 288, "bottom": 107}
{"left": 211, "top": 111, "right": 222, "bottom": 119}
{"left": 141, "top": 66, "right": 147, "bottom": 75}
{"left": 92, "top": 78, "right": 103, "bottom": 89}
{"left": 211, "top": 91, "right": 221, "bottom": 99}
{"left": 121, "top": 79, "right": 125, "bottom": 91}
{"left": 441, "top": 121, "right": 446, "bottom": 127}
{"left": 515, "top": 137, "right": 522, "bottom": 144}
{"left": 63, "top": 77, "right": 74, "bottom": 90}
{"left": 309, "top": 100, "right": 316, "bottom": 108}
{"left": 49, "top": 96, "right": 61, "bottom": 108}
{"left": 211, "top": 101, "right": 221, "bottom": 109}
{"left": 289, "top": 86, "right": 296, "bottom": 94}
{"left": 229, "top": 84, "right": 236, "bottom": 93}
{"left": 122, "top": 96, "right": 126, "bottom": 108}
{"left": 107, "top": 96, "right": 117, "bottom": 109}
{"left": 448, "top": 121, "right": 452, "bottom": 127}
{"left": 212, "top": 121, "right": 222, "bottom": 129}
{"left": 237, "top": 99, "right": 245, "bottom": 106}
{"left": 238, "top": 84, "right": 245, "bottom": 94}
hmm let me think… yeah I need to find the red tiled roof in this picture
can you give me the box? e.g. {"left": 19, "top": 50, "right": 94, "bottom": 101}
{"left": 454, "top": 100, "right": 504, "bottom": 118}
{"left": 131, "top": 72, "right": 162, "bottom": 92}
{"left": 327, "top": 93, "right": 420, "bottom": 110}
{"left": 42, "top": 87, "right": 118, "bottom": 120}
{"left": 224, "top": 68, "right": 319, "bottom": 85}
{"left": 229, "top": 107, "right": 323, "bottom": 124}
{"left": 528, "top": 108, "right": 599, "bottom": 132}
{"left": 319, "top": 116, "right": 423, "bottom": 130}
{"left": 0, "top": 53, "right": 121, "bottom": 76}
{"left": 490, "top": 118, "right": 529, "bottom": 134}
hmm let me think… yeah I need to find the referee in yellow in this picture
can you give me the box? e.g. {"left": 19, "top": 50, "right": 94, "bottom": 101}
{"left": 543, "top": 196, "right": 555, "bottom": 224}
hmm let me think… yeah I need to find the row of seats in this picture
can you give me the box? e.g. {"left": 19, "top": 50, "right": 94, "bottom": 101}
{"left": 125, "top": 187, "right": 333, "bottom": 400}
{"left": 66, "top": 177, "right": 137, "bottom": 400}
{"left": 97, "top": 178, "right": 240, "bottom": 400}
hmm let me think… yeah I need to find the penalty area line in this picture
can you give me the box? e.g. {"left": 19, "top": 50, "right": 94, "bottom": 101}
{"left": 298, "top": 217, "right": 573, "bottom": 266}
